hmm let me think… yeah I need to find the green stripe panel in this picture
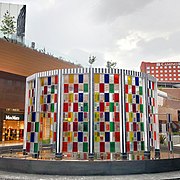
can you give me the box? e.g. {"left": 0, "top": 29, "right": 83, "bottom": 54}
{"left": 84, "top": 103, "right": 88, "bottom": 112}
{"left": 83, "top": 122, "right": 88, "bottom": 132}
{"left": 84, "top": 84, "right": 88, "bottom": 92}
{"left": 141, "top": 141, "right": 144, "bottom": 151}
{"left": 110, "top": 122, "right": 114, "bottom": 132}
{"left": 109, "top": 84, "right": 114, "bottom": 93}
{"left": 51, "top": 85, "right": 55, "bottom": 94}
{"left": 83, "top": 142, "right": 88, "bottom": 152}
{"left": 110, "top": 103, "right": 114, "bottom": 112}
{"left": 110, "top": 142, "right": 115, "bottom": 152}
{"left": 51, "top": 103, "right": 54, "bottom": 112}
{"left": 35, "top": 122, "right": 39, "bottom": 132}
{"left": 34, "top": 143, "right": 39, "bottom": 153}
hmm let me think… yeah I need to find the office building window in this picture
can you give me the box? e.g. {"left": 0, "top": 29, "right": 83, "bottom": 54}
{"left": 174, "top": 78, "right": 176, "bottom": 80}
{"left": 169, "top": 70, "right": 172, "bottom": 72}
{"left": 169, "top": 74, "right": 172, "bottom": 76}
{"left": 164, "top": 66, "right": 167, "bottom": 69}
{"left": 169, "top": 78, "right": 172, "bottom": 80}
{"left": 147, "top": 66, "right": 150, "bottom": 69}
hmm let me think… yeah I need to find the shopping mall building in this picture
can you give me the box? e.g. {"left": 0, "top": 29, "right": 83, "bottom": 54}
{"left": 0, "top": 39, "right": 78, "bottom": 143}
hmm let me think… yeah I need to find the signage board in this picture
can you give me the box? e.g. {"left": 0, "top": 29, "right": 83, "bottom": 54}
{"left": 4, "top": 113, "right": 24, "bottom": 121}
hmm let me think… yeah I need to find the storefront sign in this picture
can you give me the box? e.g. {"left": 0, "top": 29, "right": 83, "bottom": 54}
{"left": 4, "top": 114, "right": 24, "bottom": 121}
{"left": 156, "top": 62, "right": 180, "bottom": 66}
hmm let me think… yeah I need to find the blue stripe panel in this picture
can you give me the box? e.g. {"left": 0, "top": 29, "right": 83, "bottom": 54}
{"left": 136, "top": 95, "right": 139, "bottom": 104}
{"left": 34, "top": 80, "right": 36, "bottom": 88}
{"left": 79, "top": 74, "right": 83, "bottom": 83}
{"left": 47, "top": 94, "right": 51, "bottom": 103}
{"left": 135, "top": 77, "right": 139, "bottom": 86}
{"left": 105, "top": 112, "right": 110, "bottom": 121}
{"left": 30, "top": 132, "right": 35, "bottom": 142}
{"left": 149, "top": 81, "right": 151, "bottom": 88}
{"left": 149, "top": 131, "right": 152, "bottom": 138}
{"left": 32, "top": 112, "right": 36, "bottom": 122}
{"left": 78, "top": 132, "right": 83, "bottom": 142}
{"left": 79, "top": 93, "right": 83, "bottom": 102}
{"left": 136, "top": 113, "right": 140, "bottom": 122}
{"left": 105, "top": 93, "right": 109, "bottom": 102}
{"left": 48, "top": 77, "right": 51, "bottom": 85}
{"left": 104, "top": 74, "right": 109, "bottom": 83}
{"left": 137, "top": 132, "right": 141, "bottom": 141}
{"left": 78, "top": 112, "right": 83, "bottom": 121}
{"left": 33, "top": 97, "right": 35, "bottom": 105}
{"left": 105, "top": 132, "right": 110, "bottom": 142}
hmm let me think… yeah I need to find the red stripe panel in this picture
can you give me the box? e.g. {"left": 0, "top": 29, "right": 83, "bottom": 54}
{"left": 26, "top": 142, "right": 30, "bottom": 152}
{"left": 134, "top": 141, "right": 137, "bottom": 151}
{"left": 55, "top": 75, "right": 58, "bottom": 84}
{"left": 115, "top": 132, "right": 120, "bottom": 142}
{"left": 100, "top": 122, "right": 104, "bottom": 131}
{"left": 114, "top": 74, "right": 119, "bottom": 84}
{"left": 73, "top": 142, "right": 78, "bottom": 152}
{"left": 126, "top": 141, "right": 130, "bottom": 152}
{"left": 99, "top": 83, "right": 104, "bottom": 93}
{"left": 64, "top": 84, "right": 69, "bottom": 93}
{"left": 64, "top": 103, "right": 68, "bottom": 112}
{"left": 73, "top": 103, "right": 78, "bottom": 112}
{"left": 100, "top": 142, "right": 105, "bottom": 152}
{"left": 100, "top": 102, "right": 104, "bottom": 112}
{"left": 63, "top": 122, "right": 68, "bottom": 131}
{"left": 62, "top": 142, "right": 67, "bottom": 152}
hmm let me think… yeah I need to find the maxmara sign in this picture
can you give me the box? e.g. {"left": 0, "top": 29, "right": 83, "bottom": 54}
{"left": 4, "top": 114, "right": 24, "bottom": 121}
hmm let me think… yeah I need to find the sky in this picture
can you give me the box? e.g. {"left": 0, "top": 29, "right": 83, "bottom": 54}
{"left": 1, "top": 0, "right": 180, "bottom": 70}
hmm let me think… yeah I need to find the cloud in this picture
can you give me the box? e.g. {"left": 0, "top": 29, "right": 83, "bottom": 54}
{"left": 93, "top": 0, "right": 155, "bottom": 23}
{"left": 3, "top": 0, "right": 180, "bottom": 71}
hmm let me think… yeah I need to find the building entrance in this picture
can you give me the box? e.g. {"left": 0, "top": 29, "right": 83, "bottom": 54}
{"left": 1, "top": 111, "right": 24, "bottom": 143}
{"left": 3, "top": 120, "right": 24, "bottom": 141}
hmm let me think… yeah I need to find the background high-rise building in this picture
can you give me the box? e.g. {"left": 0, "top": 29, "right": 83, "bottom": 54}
{"left": 140, "top": 61, "right": 180, "bottom": 87}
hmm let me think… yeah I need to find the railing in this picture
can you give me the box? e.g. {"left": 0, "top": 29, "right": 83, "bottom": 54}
{"left": 0, "top": 35, "right": 80, "bottom": 66}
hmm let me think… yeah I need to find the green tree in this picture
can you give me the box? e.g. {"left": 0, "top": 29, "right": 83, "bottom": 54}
{"left": 0, "top": 10, "right": 16, "bottom": 38}
{"left": 106, "top": 60, "right": 117, "bottom": 69}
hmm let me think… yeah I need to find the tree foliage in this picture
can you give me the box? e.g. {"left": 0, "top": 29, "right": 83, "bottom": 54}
{"left": 0, "top": 10, "right": 16, "bottom": 38}
{"left": 106, "top": 60, "right": 117, "bottom": 69}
